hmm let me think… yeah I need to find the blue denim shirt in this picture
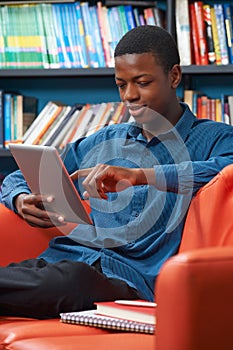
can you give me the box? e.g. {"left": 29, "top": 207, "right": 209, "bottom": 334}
{"left": 2, "top": 103, "right": 233, "bottom": 300}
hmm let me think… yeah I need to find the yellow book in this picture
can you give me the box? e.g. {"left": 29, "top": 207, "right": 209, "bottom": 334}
{"left": 210, "top": 6, "right": 222, "bottom": 65}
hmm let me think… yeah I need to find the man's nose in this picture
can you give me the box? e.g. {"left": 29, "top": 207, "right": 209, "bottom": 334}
{"left": 123, "top": 84, "right": 139, "bottom": 102}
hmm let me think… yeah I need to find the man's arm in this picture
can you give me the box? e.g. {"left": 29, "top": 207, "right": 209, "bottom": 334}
{"left": 71, "top": 164, "right": 156, "bottom": 199}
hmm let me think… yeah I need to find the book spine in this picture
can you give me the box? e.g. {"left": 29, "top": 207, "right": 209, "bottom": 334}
{"left": 176, "top": 0, "right": 192, "bottom": 65}
{"left": 34, "top": 4, "right": 50, "bottom": 68}
{"left": 189, "top": 3, "right": 201, "bottom": 65}
{"left": 144, "top": 7, "right": 156, "bottom": 25}
{"left": 124, "top": 5, "right": 136, "bottom": 31}
{"left": 0, "top": 91, "right": 4, "bottom": 147}
{"left": 89, "top": 5, "right": 105, "bottom": 67}
{"left": 74, "top": 2, "right": 89, "bottom": 68}
{"left": 203, "top": 4, "right": 216, "bottom": 64}
{"left": 214, "top": 4, "right": 229, "bottom": 65}
{"left": 80, "top": 2, "right": 99, "bottom": 68}
{"left": 41, "top": 3, "right": 60, "bottom": 68}
{"left": 117, "top": 5, "right": 130, "bottom": 34}
{"left": 193, "top": 1, "right": 209, "bottom": 65}
{"left": 68, "top": 3, "right": 83, "bottom": 68}
{"left": 223, "top": 4, "right": 233, "bottom": 64}
{"left": 96, "top": 1, "right": 112, "bottom": 68}
{"left": 3, "top": 93, "right": 12, "bottom": 147}
{"left": 210, "top": 6, "right": 222, "bottom": 65}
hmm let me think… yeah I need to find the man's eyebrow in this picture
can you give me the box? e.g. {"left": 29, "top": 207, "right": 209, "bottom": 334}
{"left": 115, "top": 74, "right": 151, "bottom": 81}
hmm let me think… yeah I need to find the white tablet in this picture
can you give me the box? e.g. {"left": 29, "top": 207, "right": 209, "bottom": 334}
{"left": 9, "top": 143, "right": 92, "bottom": 225}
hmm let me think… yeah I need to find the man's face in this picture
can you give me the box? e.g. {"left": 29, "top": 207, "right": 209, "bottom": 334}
{"left": 115, "top": 52, "right": 179, "bottom": 125}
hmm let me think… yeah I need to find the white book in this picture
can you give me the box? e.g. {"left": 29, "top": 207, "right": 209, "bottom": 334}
{"left": 54, "top": 108, "right": 82, "bottom": 149}
{"left": 175, "top": 0, "right": 191, "bottom": 65}
{"left": 69, "top": 105, "right": 95, "bottom": 142}
{"left": 85, "top": 102, "right": 107, "bottom": 137}
{"left": 23, "top": 101, "right": 53, "bottom": 142}
{"left": 41, "top": 105, "right": 72, "bottom": 146}
{"left": 228, "top": 96, "right": 233, "bottom": 126}
{"left": 24, "top": 101, "right": 64, "bottom": 145}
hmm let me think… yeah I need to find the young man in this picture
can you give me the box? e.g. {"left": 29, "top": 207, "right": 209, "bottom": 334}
{"left": 1, "top": 26, "right": 233, "bottom": 319}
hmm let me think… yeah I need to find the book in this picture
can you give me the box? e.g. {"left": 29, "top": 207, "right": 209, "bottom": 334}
{"left": 15, "top": 95, "right": 38, "bottom": 143}
{"left": 95, "top": 300, "right": 157, "bottom": 325}
{"left": 3, "top": 93, "right": 13, "bottom": 147}
{"left": 39, "top": 105, "right": 71, "bottom": 145}
{"left": 43, "top": 103, "right": 82, "bottom": 147}
{"left": 210, "top": 5, "right": 222, "bottom": 65}
{"left": 80, "top": 2, "right": 99, "bottom": 67}
{"left": 89, "top": 5, "right": 105, "bottom": 67}
{"left": 223, "top": 4, "right": 233, "bottom": 64}
{"left": 228, "top": 95, "right": 233, "bottom": 126}
{"left": 214, "top": 4, "right": 229, "bottom": 65}
{"left": 189, "top": 3, "right": 200, "bottom": 65}
{"left": 176, "top": 0, "right": 191, "bottom": 65}
{"left": 203, "top": 4, "right": 216, "bottom": 64}
{"left": 23, "top": 101, "right": 64, "bottom": 145}
{"left": 193, "top": 1, "right": 209, "bottom": 65}
{"left": 0, "top": 90, "right": 4, "bottom": 147}
{"left": 97, "top": 1, "right": 112, "bottom": 67}
{"left": 41, "top": 3, "right": 60, "bottom": 68}
{"left": 60, "top": 300, "right": 156, "bottom": 334}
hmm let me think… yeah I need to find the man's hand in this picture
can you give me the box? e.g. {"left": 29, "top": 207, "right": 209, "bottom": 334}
{"left": 70, "top": 164, "right": 156, "bottom": 199}
{"left": 15, "top": 193, "right": 66, "bottom": 228}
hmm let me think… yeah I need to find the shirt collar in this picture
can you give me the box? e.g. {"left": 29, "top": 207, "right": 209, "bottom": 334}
{"left": 127, "top": 102, "right": 196, "bottom": 143}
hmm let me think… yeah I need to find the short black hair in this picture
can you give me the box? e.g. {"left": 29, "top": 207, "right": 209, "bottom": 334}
{"left": 114, "top": 25, "right": 180, "bottom": 73}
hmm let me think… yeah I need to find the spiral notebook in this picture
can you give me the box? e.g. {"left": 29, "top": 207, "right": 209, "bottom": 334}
{"left": 60, "top": 309, "right": 155, "bottom": 334}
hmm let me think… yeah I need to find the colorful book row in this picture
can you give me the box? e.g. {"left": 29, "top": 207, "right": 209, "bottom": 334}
{"left": 0, "top": 1, "right": 165, "bottom": 69}
{"left": 5, "top": 99, "right": 131, "bottom": 150}
{"left": 184, "top": 89, "right": 233, "bottom": 125}
{"left": 176, "top": 1, "right": 233, "bottom": 66}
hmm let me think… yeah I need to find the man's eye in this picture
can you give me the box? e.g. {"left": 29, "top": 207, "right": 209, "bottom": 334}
{"left": 138, "top": 81, "right": 150, "bottom": 87}
{"left": 116, "top": 84, "right": 126, "bottom": 89}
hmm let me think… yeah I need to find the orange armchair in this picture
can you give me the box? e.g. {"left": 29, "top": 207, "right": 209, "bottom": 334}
{"left": 0, "top": 164, "right": 233, "bottom": 350}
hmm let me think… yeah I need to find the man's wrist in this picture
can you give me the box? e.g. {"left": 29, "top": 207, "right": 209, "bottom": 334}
{"left": 135, "top": 168, "right": 156, "bottom": 186}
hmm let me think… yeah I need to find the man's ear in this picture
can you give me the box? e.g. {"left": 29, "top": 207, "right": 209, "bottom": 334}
{"left": 170, "top": 64, "right": 182, "bottom": 89}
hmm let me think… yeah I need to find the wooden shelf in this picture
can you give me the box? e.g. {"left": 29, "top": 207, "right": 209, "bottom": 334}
{"left": 182, "top": 65, "right": 233, "bottom": 75}
{"left": 0, "top": 65, "right": 232, "bottom": 79}
{"left": 0, "top": 68, "right": 115, "bottom": 78}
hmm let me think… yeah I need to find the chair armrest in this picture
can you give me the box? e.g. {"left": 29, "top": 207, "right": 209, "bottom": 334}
{"left": 155, "top": 247, "right": 233, "bottom": 350}
{"left": 0, "top": 204, "right": 75, "bottom": 266}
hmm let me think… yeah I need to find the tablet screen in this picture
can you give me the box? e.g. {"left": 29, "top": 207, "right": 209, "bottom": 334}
{"left": 9, "top": 144, "right": 92, "bottom": 225}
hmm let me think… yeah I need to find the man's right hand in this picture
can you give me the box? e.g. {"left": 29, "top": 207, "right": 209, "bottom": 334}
{"left": 15, "top": 193, "right": 66, "bottom": 228}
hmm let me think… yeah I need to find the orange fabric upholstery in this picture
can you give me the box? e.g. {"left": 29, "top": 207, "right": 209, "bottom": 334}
{"left": 0, "top": 164, "right": 233, "bottom": 349}
{"left": 179, "top": 164, "right": 233, "bottom": 252}
{"left": 4, "top": 333, "right": 155, "bottom": 350}
{"left": 0, "top": 204, "right": 76, "bottom": 266}
{"left": 156, "top": 247, "right": 233, "bottom": 350}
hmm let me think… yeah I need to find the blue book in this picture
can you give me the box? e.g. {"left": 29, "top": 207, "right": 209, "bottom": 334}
{"left": 223, "top": 4, "right": 233, "bottom": 64}
{"left": 89, "top": 5, "right": 105, "bottom": 67}
{"left": 52, "top": 4, "right": 70, "bottom": 68}
{"left": 125, "top": 5, "right": 136, "bottom": 30}
{"left": 60, "top": 3, "right": 80, "bottom": 68}
{"left": 3, "top": 93, "right": 12, "bottom": 147}
{"left": 214, "top": 4, "right": 229, "bottom": 65}
{"left": 0, "top": 90, "right": 4, "bottom": 148}
{"left": 74, "top": 2, "right": 89, "bottom": 68}
{"left": 80, "top": 2, "right": 99, "bottom": 67}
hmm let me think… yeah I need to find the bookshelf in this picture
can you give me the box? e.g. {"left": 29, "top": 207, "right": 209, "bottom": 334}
{"left": 1, "top": 0, "right": 233, "bottom": 179}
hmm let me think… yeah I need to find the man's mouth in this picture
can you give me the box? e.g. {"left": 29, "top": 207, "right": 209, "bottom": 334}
{"left": 126, "top": 104, "right": 147, "bottom": 118}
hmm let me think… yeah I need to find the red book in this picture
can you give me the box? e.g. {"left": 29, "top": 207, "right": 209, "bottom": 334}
{"left": 193, "top": 1, "right": 209, "bottom": 65}
{"left": 189, "top": 3, "right": 201, "bottom": 65}
{"left": 94, "top": 299, "right": 157, "bottom": 325}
